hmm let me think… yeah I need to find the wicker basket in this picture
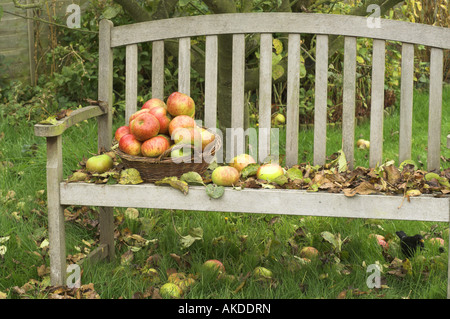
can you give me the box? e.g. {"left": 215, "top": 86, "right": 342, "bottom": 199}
{"left": 113, "top": 128, "right": 221, "bottom": 183}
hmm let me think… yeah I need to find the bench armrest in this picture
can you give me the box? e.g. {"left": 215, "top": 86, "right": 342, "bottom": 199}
{"left": 34, "top": 105, "right": 106, "bottom": 137}
{"left": 447, "top": 134, "right": 450, "bottom": 149}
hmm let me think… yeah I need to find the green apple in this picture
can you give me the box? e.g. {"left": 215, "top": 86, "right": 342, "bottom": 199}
{"left": 253, "top": 266, "right": 273, "bottom": 279}
{"left": 85, "top": 154, "right": 113, "bottom": 174}
{"left": 256, "top": 163, "right": 284, "bottom": 182}
{"left": 272, "top": 113, "right": 286, "bottom": 125}
{"left": 160, "top": 282, "right": 183, "bottom": 299}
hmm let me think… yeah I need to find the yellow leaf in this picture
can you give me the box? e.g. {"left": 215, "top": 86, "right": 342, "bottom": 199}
{"left": 356, "top": 56, "right": 365, "bottom": 64}
{"left": 272, "top": 64, "right": 284, "bottom": 81}
{"left": 272, "top": 38, "right": 283, "bottom": 55}
{"left": 416, "top": 1, "right": 422, "bottom": 11}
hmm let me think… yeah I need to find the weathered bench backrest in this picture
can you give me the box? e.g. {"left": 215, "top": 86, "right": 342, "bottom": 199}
{"left": 99, "top": 13, "right": 450, "bottom": 170}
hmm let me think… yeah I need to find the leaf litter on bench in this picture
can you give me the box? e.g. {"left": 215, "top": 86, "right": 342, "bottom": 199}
{"left": 66, "top": 149, "right": 450, "bottom": 200}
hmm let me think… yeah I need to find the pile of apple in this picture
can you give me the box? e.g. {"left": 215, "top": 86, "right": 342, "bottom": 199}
{"left": 211, "top": 153, "right": 285, "bottom": 187}
{"left": 114, "top": 92, "right": 215, "bottom": 158}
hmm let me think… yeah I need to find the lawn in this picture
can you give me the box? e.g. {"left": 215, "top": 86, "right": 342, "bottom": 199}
{"left": 0, "top": 86, "right": 449, "bottom": 299}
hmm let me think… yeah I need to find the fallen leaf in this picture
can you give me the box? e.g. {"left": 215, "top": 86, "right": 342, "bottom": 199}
{"left": 180, "top": 171, "right": 205, "bottom": 185}
{"left": 240, "top": 163, "right": 260, "bottom": 179}
{"left": 180, "top": 227, "right": 203, "bottom": 248}
{"left": 205, "top": 184, "right": 225, "bottom": 199}
{"left": 155, "top": 177, "right": 188, "bottom": 195}
{"left": 119, "top": 168, "right": 143, "bottom": 185}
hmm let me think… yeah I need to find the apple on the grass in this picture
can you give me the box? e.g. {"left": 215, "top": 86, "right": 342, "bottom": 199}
{"left": 166, "top": 92, "right": 195, "bottom": 117}
{"left": 141, "top": 135, "right": 170, "bottom": 157}
{"left": 256, "top": 163, "right": 284, "bottom": 182}
{"left": 160, "top": 283, "right": 183, "bottom": 299}
{"left": 130, "top": 112, "right": 160, "bottom": 141}
{"left": 272, "top": 113, "right": 286, "bottom": 126}
{"left": 119, "top": 133, "right": 142, "bottom": 156}
{"left": 168, "top": 115, "right": 196, "bottom": 137}
{"left": 211, "top": 166, "right": 240, "bottom": 187}
{"left": 299, "top": 246, "right": 319, "bottom": 259}
{"left": 86, "top": 154, "right": 114, "bottom": 174}
{"left": 114, "top": 125, "right": 130, "bottom": 142}
{"left": 142, "top": 98, "right": 166, "bottom": 111}
{"left": 253, "top": 266, "right": 273, "bottom": 279}
{"left": 202, "top": 259, "right": 225, "bottom": 273}
{"left": 229, "top": 153, "right": 256, "bottom": 172}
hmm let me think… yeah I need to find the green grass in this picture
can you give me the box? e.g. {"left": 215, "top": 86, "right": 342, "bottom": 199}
{"left": 0, "top": 87, "right": 449, "bottom": 299}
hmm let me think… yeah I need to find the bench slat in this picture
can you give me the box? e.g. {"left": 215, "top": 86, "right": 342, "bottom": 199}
{"left": 231, "top": 33, "right": 246, "bottom": 160}
{"left": 342, "top": 36, "right": 357, "bottom": 170}
{"left": 369, "top": 39, "right": 386, "bottom": 168}
{"left": 204, "top": 35, "right": 218, "bottom": 129}
{"left": 152, "top": 40, "right": 165, "bottom": 100}
{"left": 313, "top": 34, "right": 329, "bottom": 166}
{"left": 110, "top": 13, "right": 450, "bottom": 50}
{"left": 285, "top": 33, "right": 301, "bottom": 167}
{"left": 428, "top": 47, "right": 443, "bottom": 171}
{"left": 178, "top": 37, "right": 191, "bottom": 95}
{"left": 258, "top": 33, "right": 272, "bottom": 163}
{"left": 97, "top": 20, "right": 114, "bottom": 152}
{"left": 60, "top": 183, "right": 450, "bottom": 223}
{"left": 125, "top": 44, "right": 138, "bottom": 123}
{"left": 399, "top": 43, "right": 414, "bottom": 163}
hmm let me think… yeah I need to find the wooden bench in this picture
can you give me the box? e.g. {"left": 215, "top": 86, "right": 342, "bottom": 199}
{"left": 34, "top": 13, "right": 450, "bottom": 297}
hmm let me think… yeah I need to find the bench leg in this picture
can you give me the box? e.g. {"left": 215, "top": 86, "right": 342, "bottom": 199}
{"left": 448, "top": 219, "right": 450, "bottom": 299}
{"left": 46, "top": 136, "right": 66, "bottom": 286}
{"left": 99, "top": 207, "right": 115, "bottom": 261}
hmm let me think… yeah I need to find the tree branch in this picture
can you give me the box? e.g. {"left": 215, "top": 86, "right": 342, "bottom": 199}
{"left": 113, "top": 0, "right": 152, "bottom": 22}
{"left": 4, "top": 9, "right": 98, "bottom": 33}
{"left": 13, "top": 0, "right": 43, "bottom": 9}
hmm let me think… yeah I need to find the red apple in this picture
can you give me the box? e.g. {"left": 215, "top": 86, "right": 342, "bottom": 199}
{"left": 114, "top": 125, "right": 130, "bottom": 142}
{"left": 130, "top": 112, "right": 160, "bottom": 141}
{"left": 166, "top": 92, "right": 195, "bottom": 117}
{"left": 141, "top": 135, "right": 170, "bottom": 157}
{"left": 128, "top": 109, "right": 151, "bottom": 125}
{"left": 211, "top": 166, "right": 240, "bottom": 187}
{"left": 119, "top": 133, "right": 142, "bottom": 156}
{"left": 142, "top": 98, "right": 166, "bottom": 110}
{"left": 168, "top": 115, "right": 196, "bottom": 137}
{"left": 229, "top": 153, "right": 256, "bottom": 172}
{"left": 158, "top": 134, "right": 172, "bottom": 145}
{"left": 370, "top": 234, "right": 389, "bottom": 250}
{"left": 149, "top": 106, "right": 171, "bottom": 135}
{"left": 256, "top": 163, "right": 284, "bottom": 182}
{"left": 202, "top": 259, "right": 225, "bottom": 273}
